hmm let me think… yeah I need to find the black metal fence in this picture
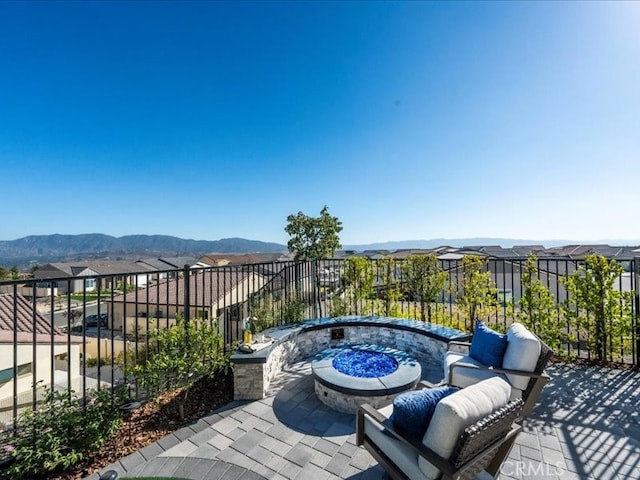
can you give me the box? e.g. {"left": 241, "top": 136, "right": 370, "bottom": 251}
{"left": 0, "top": 255, "right": 639, "bottom": 432}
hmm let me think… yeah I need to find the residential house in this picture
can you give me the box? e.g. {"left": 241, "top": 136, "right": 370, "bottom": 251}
{"left": 35, "top": 263, "right": 101, "bottom": 294}
{"left": 0, "top": 293, "right": 82, "bottom": 427}
{"left": 106, "top": 268, "right": 268, "bottom": 343}
{"left": 136, "top": 256, "right": 205, "bottom": 282}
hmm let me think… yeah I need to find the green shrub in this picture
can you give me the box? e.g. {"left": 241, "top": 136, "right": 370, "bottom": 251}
{"left": 375, "top": 257, "right": 403, "bottom": 318}
{"left": 342, "top": 257, "right": 375, "bottom": 314}
{"left": 250, "top": 296, "right": 276, "bottom": 332}
{"left": 3, "top": 385, "right": 125, "bottom": 479}
{"left": 281, "top": 296, "right": 306, "bottom": 323}
{"left": 85, "top": 355, "right": 112, "bottom": 368}
{"left": 454, "top": 255, "right": 498, "bottom": 330}
{"left": 401, "top": 254, "right": 447, "bottom": 322}
{"left": 562, "top": 254, "right": 633, "bottom": 362}
{"left": 328, "top": 294, "right": 348, "bottom": 317}
{"left": 511, "top": 253, "right": 568, "bottom": 359}
{"left": 128, "top": 315, "right": 231, "bottom": 419}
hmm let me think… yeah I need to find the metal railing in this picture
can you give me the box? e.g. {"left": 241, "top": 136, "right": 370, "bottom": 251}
{"left": 0, "top": 255, "right": 638, "bottom": 434}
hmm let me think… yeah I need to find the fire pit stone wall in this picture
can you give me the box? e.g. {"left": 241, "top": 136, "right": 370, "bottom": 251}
{"left": 231, "top": 316, "right": 470, "bottom": 400}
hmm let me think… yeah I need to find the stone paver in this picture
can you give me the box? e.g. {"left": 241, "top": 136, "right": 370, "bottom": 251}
{"left": 91, "top": 362, "right": 640, "bottom": 480}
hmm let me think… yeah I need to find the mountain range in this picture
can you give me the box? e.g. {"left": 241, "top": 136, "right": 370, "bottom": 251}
{"left": 1, "top": 234, "right": 638, "bottom": 267}
{"left": 0, "top": 234, "right": 287, "bottom": 266}
{"left": 343, "top": 238, "right": 640, "bottom": 251}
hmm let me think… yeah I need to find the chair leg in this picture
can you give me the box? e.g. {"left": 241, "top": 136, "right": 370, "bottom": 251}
{"left": 485, "top": 432, "right": 518, "bottom": 477}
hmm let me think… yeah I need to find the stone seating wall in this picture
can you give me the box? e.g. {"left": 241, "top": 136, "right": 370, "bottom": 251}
{"left": 231, "top": 316, "right": 470, "bottom": 401}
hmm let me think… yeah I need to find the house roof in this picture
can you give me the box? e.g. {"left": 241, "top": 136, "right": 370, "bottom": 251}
{"left": 110, "top": 269, "right": 258, "bottom": 307}
{"left": 82, "top": 260, "right": 155, "bottom": 275}
{"left": 0, "top": 293, "right": 69, "bottom": 344}
{"left": 544, "top": 244, "right": 638, "bottom": 260}
{"left": 36, "top": 263, "right": 99, "bottom": 279}
{"left": 200, "top": 253, "right": 285, "bottom": 266}
{"left": 136, "top": 258, "right": 173, "bottom": 270}
{"left": 156, "top": 256, "right": 200, "bottom": 269}
{"left": 36, "top": 260, "right": 151, "bottom": 278}
{"left": 389, "top": 249, "right": 439, "bottom": 259}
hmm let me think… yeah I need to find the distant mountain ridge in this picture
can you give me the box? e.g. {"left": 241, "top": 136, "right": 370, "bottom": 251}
{"left": 0, "top": 234, "right": 287, "bottom": 265}
{"left": 3, "top": 234, "right": 639, "bottom": 267}
{"left": 343, "top": 238, "right": 640, "bottom": 251}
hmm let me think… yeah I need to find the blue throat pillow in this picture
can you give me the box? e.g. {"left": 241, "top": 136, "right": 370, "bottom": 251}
{"left": 469, "top": 321, "right": 508, "bottom": 368}
{"left": 389, "top": 386, "right": 459, "bottom": 439}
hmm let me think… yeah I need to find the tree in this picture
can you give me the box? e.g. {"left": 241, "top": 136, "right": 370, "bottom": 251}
{"left": 285, "top": 206, "right": 343, "bottom": 261}
{"left": 513, "top": 253, "right": 564, "bottom": 356}
{"left": 455, "top": 255, "right": 497, "bottom": 330}
{"left": 401, "top": 254, "right": 448, "bottom": 322}
{"left": 10, "top": 266, "right": 20, "bottom": 280}
{"left": 376, "top": 256, "right": 403, "bottom": 318}
{"left": 342, "top": 257, "right": 375, "bottom": 315}
{"left": 562, "top": 254, "right": 633, "bottom": 362}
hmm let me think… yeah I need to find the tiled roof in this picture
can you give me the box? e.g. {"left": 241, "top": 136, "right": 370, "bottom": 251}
{"left": 82, "top": 260, "right": 155, "bottom": 275}
{"left": 111, "top": 269, "right": 258, "bottom": 307}
{"left": 156, "top": 256, "right": 200, "bottom": 268}
{"left": 137, "top": 258, "right": 173, "bottom": 270}
{"left": 36, "top": 263, "right": 95, "bottom": 279}
{"left": 200, "top": 253, "right": 284, "bottom": 265}
{"left": 0, "top": 293, "right": 67, "bottom": 343}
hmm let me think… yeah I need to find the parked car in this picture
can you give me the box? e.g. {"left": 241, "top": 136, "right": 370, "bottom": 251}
{"left": 84, "top": 313, "right": 108, "bottom": 328}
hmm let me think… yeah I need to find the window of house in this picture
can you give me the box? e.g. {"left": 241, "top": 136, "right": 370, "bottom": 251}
{"left": 85, "top": 278, "right": 96, "bottom": 289}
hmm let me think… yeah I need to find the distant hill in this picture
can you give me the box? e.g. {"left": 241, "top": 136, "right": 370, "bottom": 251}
{"left": 3, "top": 234, "right": 638, "bottom": 268}
{"left": 0, "top": 234, "right": 287, "bottom": 266}
{"left": 343, "top": 238, "right": 640, "bottom": 251}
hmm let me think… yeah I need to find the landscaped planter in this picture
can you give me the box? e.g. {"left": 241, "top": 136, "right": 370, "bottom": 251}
{"left": 230, "top": 315, "right": 470, "bottom": 401}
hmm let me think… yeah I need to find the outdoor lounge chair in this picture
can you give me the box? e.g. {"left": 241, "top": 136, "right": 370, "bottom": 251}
{"left": 357, "top": 377, "right": 524, "bottom": 480}
{"left": 444, "top": 322, "right": 554, "bottom": 417}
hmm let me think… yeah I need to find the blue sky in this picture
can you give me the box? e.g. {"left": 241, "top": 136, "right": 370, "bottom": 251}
{"left": 2, "top": 1, "right": 639, "bottom": 245}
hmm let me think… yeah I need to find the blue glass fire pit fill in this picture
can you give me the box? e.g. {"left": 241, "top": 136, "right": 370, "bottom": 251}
{"left": 332, "top": 350, "right": 398, "bottom": 378}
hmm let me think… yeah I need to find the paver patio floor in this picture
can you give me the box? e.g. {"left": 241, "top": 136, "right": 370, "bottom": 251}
{"left": 88, "top": 360, "right": 640, "bottom": 480}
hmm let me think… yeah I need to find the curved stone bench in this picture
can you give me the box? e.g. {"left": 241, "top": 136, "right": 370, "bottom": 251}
{"left": 230, "top": 315, "right": 471, "bottom": 401}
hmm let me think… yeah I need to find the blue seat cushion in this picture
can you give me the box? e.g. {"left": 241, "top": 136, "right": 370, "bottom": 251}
{"left": 389, "top": 386, "right": 458, "bottom": 440}
{"left": 469, "top": 321, "right": 508, "bottom": 368}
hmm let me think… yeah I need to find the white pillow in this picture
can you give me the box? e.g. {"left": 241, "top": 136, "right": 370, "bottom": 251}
{"left": 502, "top": 323, "right": 541, "bottom": 390}
{"left": 418, "top": 376, "right": 511, "bottom": 479}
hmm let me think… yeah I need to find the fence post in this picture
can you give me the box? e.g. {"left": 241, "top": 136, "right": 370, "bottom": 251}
{"left": 634, "top": 257, "right": 640, "bottom": 366}
{"left": 313, "top": 259, "right": 320, "bottom": 319}
{"left": 183, "top": 264, "right": 191, "bottom": 323}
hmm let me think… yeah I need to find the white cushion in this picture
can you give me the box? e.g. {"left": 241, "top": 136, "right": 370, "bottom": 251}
{"left": 418, "top": 377, "right": 512, "bottom": 479}
{"left": 444, "top": 352, "right": 506, "bottom": 388}
{"left": 362, "top": 404, "right": 427, "bottom": 480}
{"left": 502, "top": 323, "right": 541, "bottom": 390}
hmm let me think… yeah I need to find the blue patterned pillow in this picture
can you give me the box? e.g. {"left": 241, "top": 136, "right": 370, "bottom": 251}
{"left": 469, "top": 321, "right": 508, "bottom": 368}
{"left": 389, "top": 386, "right": 458, "bottom": 439}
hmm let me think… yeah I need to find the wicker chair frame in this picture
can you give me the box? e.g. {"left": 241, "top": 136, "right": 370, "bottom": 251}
{"left": 357, "top": 398, "right": 524, "bottom": 480}
{"left": 446, "top": 332, "right": 553, "bottom": 417}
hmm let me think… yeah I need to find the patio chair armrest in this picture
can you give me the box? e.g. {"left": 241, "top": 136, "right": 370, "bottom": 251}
{"left": 357, "top": 400, "right": 524, "bottom": 480}
{"left": 447, "top": 341, "right": 471, "bottom": 354}
{"left": 357, "top": 403, "right": 457, "bottom": 476}
{"left": 417, "top": 379, "right": 446, "bottom": 390}
{"left": 448, "top": 363, "right": 549, "bottom": 417}
{"left": 448, "top": 362, "right": 548, "bottom": 382}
